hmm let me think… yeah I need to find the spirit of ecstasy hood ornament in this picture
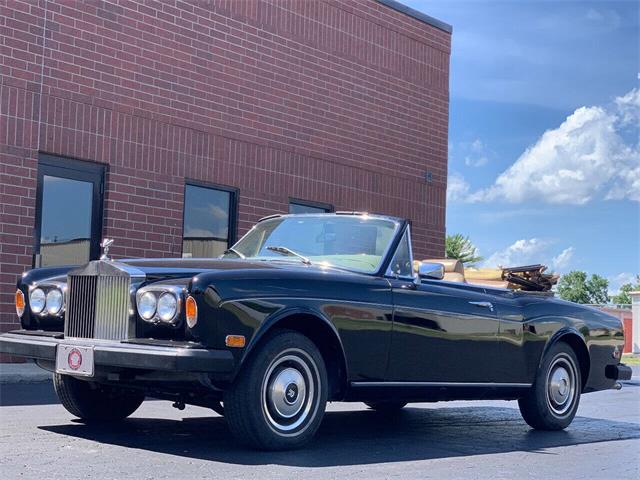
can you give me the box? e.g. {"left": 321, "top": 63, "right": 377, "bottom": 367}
{"left": 100, "top": 238, "right": 114, "bottom": 261}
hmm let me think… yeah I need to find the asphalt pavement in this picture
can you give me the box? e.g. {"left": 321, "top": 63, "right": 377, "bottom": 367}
{"left": 0, "top": 375, "right": 638, "bottom": 480}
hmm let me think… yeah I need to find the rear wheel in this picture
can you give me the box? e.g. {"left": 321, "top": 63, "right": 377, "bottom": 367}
{"left": 53, "top": 373, "right": 145, "bottom": 421}
{"left": 224, "top": 330, "right": 328, "bottom": 450}
{"left": 365, "top": 401, "right": 407, "bottom": 412}
{"left": 518, "top": 342, "right": 582, "bottom": 430}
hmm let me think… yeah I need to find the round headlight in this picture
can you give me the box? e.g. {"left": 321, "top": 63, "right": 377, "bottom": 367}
{"left": 46, "top": 288, "right": 63, "bottom": 315}
{"left": 138, "top": 291, "right": 157, "bottom": 320}
{"left": 157, "top": 292, "right": 178, "bottom": 323}
{"left": 30, "top": 288, "right": 46, "bottom": 314}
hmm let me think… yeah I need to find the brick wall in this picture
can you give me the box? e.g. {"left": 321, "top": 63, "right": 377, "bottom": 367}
{"left": 0, "top": 0, "right": 451, "bottom": 344}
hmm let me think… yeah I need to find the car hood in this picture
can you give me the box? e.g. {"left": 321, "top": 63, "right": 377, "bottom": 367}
{"left": 19, "top": 257, "right": 367, "bottom": 287}
{"left": 120, "top": 257, "right": 360, "bottom": 279}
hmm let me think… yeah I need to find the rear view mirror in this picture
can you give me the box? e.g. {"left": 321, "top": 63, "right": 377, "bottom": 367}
{"left": 418, "top": 262, "right": 444, "bottom": 280}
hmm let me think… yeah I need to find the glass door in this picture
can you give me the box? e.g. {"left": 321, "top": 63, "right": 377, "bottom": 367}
{"left": 34, "top": 155, "right": 105, "bottom": 267}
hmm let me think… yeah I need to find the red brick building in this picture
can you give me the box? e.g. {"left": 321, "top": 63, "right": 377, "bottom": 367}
{"left": 0, "top": 0, "right": 452, "bottom": 341}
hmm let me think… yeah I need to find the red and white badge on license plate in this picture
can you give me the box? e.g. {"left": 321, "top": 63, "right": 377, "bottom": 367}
{"left": 56, "top": 344, "right": 95, "bottom": 377}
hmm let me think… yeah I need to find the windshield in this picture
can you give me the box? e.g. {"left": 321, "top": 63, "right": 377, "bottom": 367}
{"left": 223, "top": 215, "right": 400, "bottom": 273}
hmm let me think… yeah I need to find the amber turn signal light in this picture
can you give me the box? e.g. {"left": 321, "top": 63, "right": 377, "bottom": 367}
{"left": 15, "top": 289, "right": 25, "bottom": 317}
{"left": 185, "top": 295, "right": 198, "bottom": 328}
{"left": 225, "top": 335, "right": 246, "bottom": 348}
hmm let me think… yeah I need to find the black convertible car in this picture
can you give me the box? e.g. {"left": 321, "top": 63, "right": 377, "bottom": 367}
{"left": 0, "top": 213, "right": 631, "bottom": 449}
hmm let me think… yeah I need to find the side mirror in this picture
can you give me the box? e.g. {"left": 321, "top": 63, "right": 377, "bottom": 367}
{"left": 418, "top": 262, "right": 444, "bottom": 280}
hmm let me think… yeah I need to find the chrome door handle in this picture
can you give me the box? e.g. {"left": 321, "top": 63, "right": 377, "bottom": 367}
{"left": 469, "top": 301, "right": 494, "bottom": 312}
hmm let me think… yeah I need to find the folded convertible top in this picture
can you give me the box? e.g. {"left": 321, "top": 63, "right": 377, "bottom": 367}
{"left": 466, "top": 264, "right": 558, "bottom": 292}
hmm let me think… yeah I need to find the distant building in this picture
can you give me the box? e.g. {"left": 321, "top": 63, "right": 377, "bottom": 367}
{"left": 599, "top": 306, "right": 634, "bottom": 353}
{"left": 631, "top": 292, "right": 640, "bottom": 353}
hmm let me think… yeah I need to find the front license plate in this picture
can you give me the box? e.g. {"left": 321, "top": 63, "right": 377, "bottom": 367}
{"left": 56, "top": 344, "right": 95, "bottom": 377}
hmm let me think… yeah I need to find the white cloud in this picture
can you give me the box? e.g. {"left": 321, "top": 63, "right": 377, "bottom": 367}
{"left": 552, "top": 247, "right": 574, "bottom": 271}
{"left": 448, "top": 89, "right": 640, "bottom": 205}
{"left": 446, "top": 172, "right": 471, "bottom": 202}
{"left": 608, "top": 272, "right": 638, "bottom": 295}
{"left": 483, "top": 239, "right": 574, "bottom": 272}
{"left": 483, "top": 238, "right": 550, "bottom": 268}
{"left": 615, "top": 87, "right": 640, "bottom": 125}
{"left": 464, "top": 139, "right": 489, "bottom": 167}
{"left": 585, "top": 8, "right": 622, "bottom": 30}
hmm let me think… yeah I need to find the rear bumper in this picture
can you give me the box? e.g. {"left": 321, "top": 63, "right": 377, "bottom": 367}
{"left": 0, "top": 330, "right": 234, "bottom": 374}
{"left": 605, "top": 363, "right": 633, "bottom": 381}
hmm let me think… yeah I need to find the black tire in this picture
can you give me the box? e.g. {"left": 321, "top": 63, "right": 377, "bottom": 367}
{"left": 365, "top": 401, "right": 407, "bottom": 412}
{"left": 224, "top": 330, "right": 328, "bottom": 450}
{"left": 518, "top": 342, "right": 582, "bottom": 430}
{"left": 53, "top": 373, "right": 145, "bottom": 421}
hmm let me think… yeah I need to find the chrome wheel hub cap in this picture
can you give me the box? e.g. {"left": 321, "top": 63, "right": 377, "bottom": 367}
{"left": 546, "top": 356, "right": 576, "bottom": 416}
{"left": 261, "top": 350, "right": 319, "bottom": 435}
{"left": 549, "top": 367, "right": 570, "bottom": 405}
{"left": 268, "top": 367, "right": 306, "bottom": 419}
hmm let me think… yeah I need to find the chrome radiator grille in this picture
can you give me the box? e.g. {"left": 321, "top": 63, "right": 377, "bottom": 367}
{"left": 65, "top": 274, "right": 131, "bottom": 340}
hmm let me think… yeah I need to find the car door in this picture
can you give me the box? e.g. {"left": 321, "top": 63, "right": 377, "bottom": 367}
{"left": 387, "top": 279, "right": 501, "bottom": 383}
{"left": 382, "top": 229, "right": 501, "bottom": 383}
{"left": 481, "top": 288, "right": 532, "bottom": 384}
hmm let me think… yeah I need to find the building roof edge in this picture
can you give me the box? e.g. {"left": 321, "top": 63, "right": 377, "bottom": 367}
{"left": 376, "top": 0, "right": 452, "bottom": 34}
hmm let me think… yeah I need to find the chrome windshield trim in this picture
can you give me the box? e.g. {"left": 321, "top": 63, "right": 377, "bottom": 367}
{"left": 228, "top": 214, "right": 403, "bottom": 276}
{"left": 384, "top": 225, "right": 415, "bottom": 280}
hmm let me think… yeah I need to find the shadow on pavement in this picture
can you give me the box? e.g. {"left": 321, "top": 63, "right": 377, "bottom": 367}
{"left": 0, "top": 381, "right": 57, "bottom": 406}
{"left": 39, "top": 405, "right": 640, "bottom": 466}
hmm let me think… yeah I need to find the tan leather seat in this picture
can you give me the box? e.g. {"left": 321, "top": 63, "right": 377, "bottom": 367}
{"left": 465, "top": 267, "right": 510, "bottom": 289}
{"left": 422, "top": 258, "right": 466, "bottom": 283}
{"left": 465, "top": 278, "right": 510, "bottom": 289}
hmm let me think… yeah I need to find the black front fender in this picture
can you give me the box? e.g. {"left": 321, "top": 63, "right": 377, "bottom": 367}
{"left": 231, "top": 304, "right": 349, "bottom": 387}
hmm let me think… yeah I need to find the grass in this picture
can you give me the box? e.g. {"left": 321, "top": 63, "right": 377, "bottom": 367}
{"left": 622, "top": 354, "right": 640, "bottom": 365}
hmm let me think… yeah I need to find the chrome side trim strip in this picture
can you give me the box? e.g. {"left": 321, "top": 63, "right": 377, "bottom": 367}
{"left": 498, "top": 317, "right": 526, "bottom": 324}
{"left": 219, "top": 297, "right": 497, "bottom": 322}
{"left": 350, "top": 381, "right": 532, "bottom": 388}
{"left": 393, "top": 306, "right": 491, "bottom": 320}
{"left": 219, "top": 297, "right": 392, "bottom": 309}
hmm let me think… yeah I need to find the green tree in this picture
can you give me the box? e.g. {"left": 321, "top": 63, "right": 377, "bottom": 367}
{"left": 586, "top": 274, "right": 609, "bottom": 304}
{"left": 557, "top": 271, "right": 609, "bottom": 304}
{"left": 611, "top": 275, "right": 640, "bottom": 305}
{"left": 445, "top": 234, "right": 483, "bottom": 266}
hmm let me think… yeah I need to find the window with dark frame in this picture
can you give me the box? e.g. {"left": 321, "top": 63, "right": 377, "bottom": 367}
{"left": 288, "top": 199, "right": 333, "bottom": 214}
{"left": 34, "top": 155, "right": 105, "bottom": 268}
{"left": 182, "top": 183, "right": 237, "bottom": 258}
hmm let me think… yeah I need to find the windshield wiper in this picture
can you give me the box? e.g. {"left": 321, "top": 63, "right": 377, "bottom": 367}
{"left": 222, "top": 247, "right": 245, "bottom": 259}
{"left": 266, "top": 246, "right": 311, "bottom": 265}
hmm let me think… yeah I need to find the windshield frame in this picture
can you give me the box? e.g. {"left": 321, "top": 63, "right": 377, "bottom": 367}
{"left": 225, "top": 213, "right": 407, "bottom": 276}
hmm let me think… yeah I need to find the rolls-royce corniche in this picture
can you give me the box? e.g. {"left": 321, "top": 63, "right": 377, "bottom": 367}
{"left": 0, "top": 213, "right": 631, "bottom": 450}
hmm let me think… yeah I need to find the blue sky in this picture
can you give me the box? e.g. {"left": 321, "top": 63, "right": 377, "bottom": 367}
{"left": 405, "top": 0, "right": 639, "bottom": 294}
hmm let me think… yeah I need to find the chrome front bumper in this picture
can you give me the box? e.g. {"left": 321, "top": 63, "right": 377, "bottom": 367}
{"left": 0, "top": 330, "right": 234, "bottom": 374}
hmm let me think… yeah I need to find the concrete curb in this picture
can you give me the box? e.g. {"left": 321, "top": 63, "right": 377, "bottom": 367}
{"left": 0, "top": 363, "right": 52, "bottom": 384}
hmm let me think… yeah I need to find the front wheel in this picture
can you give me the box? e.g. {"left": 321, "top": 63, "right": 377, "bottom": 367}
{"left": 224, "top": 330, "right": 328, "bottom": 450}
{"left": 53, "top": 373, "right": 145, "bottom": 421}
{"left": 518, "top": 342, "right": 582, "bottom": 430}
